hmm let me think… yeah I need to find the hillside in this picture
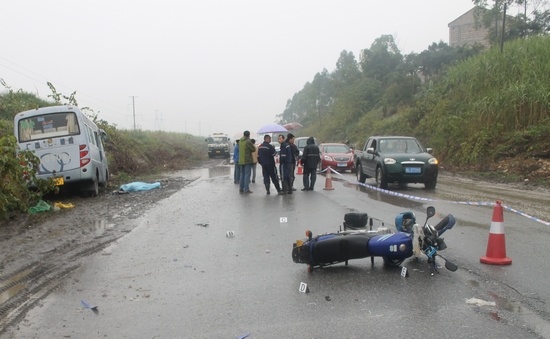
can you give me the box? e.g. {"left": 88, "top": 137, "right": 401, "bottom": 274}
{"left": 277, "top": 36, "right": 550, "bottom": 187}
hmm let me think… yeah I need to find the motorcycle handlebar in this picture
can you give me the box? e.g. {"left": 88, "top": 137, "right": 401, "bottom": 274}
{"left": 431, "top": 214, "right": 455, "bottom": 236}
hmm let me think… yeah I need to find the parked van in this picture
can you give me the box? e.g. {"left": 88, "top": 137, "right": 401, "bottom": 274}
{"left": 13, "top": 105, "right": 109, "bottom": 196}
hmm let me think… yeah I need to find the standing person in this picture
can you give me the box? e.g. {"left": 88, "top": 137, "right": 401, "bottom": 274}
{"left": 277, "top": 134, "right": 287, "bottom": 194}
{"left": 301, "top": 136, "right": 320, "bottom": 191}
{"left": 250, "top": 139, "right": 258, "bottom": 183}
{"left": 288, "top": 134, "right": 299, "bottom": 191}
{"left": 233, "top": 140, "right": 240, "bottom": 184}
{"left": 238, "top": 130, "right": 256, "bottom": 194}
{"left": 258, "top": 135, "right": 282, "bottom": 195}
{"left": 281, "top": 133, "right": 296, "bottom": 194}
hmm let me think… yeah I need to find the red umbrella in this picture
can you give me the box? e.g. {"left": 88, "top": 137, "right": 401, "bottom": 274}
{"left": 283, "top": 122, "right": 303, "bottom": 131}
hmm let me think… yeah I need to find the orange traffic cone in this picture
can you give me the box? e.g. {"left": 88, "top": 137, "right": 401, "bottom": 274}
{"left": 323, "top": 166, "right": 334, "bottom": 190}
{"left": 297, "top": 162, "right": 303, "bottom": 175}
{"left": 480, "top": 201, "right": 512, "bottom": 265}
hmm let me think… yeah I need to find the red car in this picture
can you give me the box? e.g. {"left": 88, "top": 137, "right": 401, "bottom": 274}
{"left": 318, "top": 143, "right": 355, "bottom": 172}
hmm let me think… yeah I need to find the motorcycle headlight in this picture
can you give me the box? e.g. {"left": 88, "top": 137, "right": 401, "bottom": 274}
{"left": 384, "top": 158, "right": 396, "bottom": 165}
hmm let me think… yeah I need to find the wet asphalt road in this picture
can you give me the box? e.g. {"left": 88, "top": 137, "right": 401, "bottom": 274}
{"left": 7, "top": 165, "right": 550, "bottom": 338}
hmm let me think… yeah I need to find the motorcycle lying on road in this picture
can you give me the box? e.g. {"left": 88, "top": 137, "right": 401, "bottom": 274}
{"left": 291, "top": 206, "right": 458, "bottom": 275}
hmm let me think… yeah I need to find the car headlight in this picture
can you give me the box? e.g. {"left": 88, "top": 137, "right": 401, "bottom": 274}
{"left": 428, "top": 158, "right": 439, "bottom": 165}
{"left": 323, "top": 155, "right": 332, "bottom": 161}
{"left": 384, "top": 158, "right": 396, "bottom": 165}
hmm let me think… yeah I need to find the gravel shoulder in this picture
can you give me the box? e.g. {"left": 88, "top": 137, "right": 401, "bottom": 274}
{"left": 0, "top": 168, "right": 201, "bottom": 334}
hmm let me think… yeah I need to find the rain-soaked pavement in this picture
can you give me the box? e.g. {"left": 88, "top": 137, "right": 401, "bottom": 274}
{"left": 3, "top": 164, "right": 550, "bottom": 338}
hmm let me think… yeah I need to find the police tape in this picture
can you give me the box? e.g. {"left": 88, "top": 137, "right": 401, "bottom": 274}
{"left": 352, "top": 180, "right": 550, "bottom": 227}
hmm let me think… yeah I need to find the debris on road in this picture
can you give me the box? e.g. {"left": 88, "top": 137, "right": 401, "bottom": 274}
{"left": 28, "top": 200, "right": 51, "bottom": 214}
{"left": 54, "top": 202, "right": 75, "bottom": 209}
{"left": 466, "top": 298, "right": 496, "bottom": 307}
{"left": 80, "top": 300, "right": 99, "bottom": 314}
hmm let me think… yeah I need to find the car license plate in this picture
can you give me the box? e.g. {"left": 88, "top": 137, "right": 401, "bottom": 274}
{"left": 337, "top": 162, "right": 347, "bottom": 167}
{"left": 405, "top": 167, "right": 421, "bottom": 174}
{"left": 52, "top": 177, "right": 64, "bottom": 186}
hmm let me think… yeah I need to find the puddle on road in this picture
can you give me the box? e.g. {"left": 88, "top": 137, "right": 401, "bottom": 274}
{"left": 0, "top": 283, "right": 26, "bottom": 304}
{"left": 490, "top": 292, "right": 550, "bottom": 338}
{"left": 92, "top": 219, "right": 115, "bottom": 238}
{"left": 171, "top": 166, "right": 230, "bottom": 180}
{"left": 462, "top": 220, "right": 488, "bottom": 230}
{"left": 0, "top": 268, "right": 33, "bottom": 304}
{"left": 342, "top": 181, "right": 424, "bottom": 209}
{"left": 208, "top": 166, "right": 230, "bottom": 178}
{"left": 468, "top": 279, "right": 480, "bottom": 288}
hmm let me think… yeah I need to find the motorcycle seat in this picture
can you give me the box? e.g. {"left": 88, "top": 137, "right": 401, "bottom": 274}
{"left": 312, "top": 234, "right": 372, "bottom": 265}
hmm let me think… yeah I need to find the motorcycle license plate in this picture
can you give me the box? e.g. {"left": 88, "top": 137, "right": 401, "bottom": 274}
{"left": 337, "top": 162, "right": 347, "bottom": 167}
{"left": 405, "top": 167, "right": 421, "bottom": 174}
{"left": 52, "top": 177, "right": 64, "bottom": 186}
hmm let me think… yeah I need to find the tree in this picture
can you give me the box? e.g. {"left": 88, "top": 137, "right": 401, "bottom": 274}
{"left": 414, "top": 42, "right": 484, "bottom": 80}
{"left": 472, "top": 0, "right": 550, "bottom": 44}
{"left": 359, "top": 35, "right": 404, "bottom": 82}
{"left": 332, "top": 50, "right": 361, "bottom": 87}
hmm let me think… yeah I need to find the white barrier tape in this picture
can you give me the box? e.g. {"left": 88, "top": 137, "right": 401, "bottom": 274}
{"left": 328, "top": 167, "right": 345, "bottom": 177}
{"left": 318, "top": 167, "right": 345, "bottom": 177}
{"left": 354, "top": 180, "right": 550, "bottom": 227}
{"left": 502, "top": 204, "right": 550, "bottom": 226}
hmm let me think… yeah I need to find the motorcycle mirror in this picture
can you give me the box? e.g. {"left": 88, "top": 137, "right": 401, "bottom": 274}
{"left": 426, "top": 206, "right": 435, "bottom": 219}
{"left": 444, "top": 260, "right": 458, "bottom": 272}
{"left": 437, "top": 253, "right": 458, "bottom": 272}
{"left": 422, "top": 206, "right": 436, "bottom": 228}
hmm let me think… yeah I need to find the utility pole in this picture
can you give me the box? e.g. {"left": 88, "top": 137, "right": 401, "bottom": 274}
{"left": 500, "top": 2, "right": 507, "bottom": 53}
{"left": 131, "top": 96, "right": 136, "bottom": 130}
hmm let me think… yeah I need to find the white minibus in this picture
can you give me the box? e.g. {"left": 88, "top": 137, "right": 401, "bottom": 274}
{"left": 14, "top": 105, "right": 109, "bottom": 196}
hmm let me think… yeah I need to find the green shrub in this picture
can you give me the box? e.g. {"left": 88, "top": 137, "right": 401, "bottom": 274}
{"left": 0, "top": 133, "right": 56, "bottom": 220}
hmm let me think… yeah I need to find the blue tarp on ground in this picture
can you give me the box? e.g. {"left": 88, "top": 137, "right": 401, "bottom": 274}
{"left": 119, "top": 182, "right": 161, "bottom": 192}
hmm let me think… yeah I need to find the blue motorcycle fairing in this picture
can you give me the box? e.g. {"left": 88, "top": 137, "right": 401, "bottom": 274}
{"left": 368, "top": 232, "right": 413, "bottom": 259}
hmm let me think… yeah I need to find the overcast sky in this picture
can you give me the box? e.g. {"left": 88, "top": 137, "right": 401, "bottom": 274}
{"left": 1, "top": 0, "right": 474, "bottom": 138}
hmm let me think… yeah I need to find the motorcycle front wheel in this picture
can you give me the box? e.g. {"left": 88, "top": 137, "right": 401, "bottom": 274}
{"left": 383, "top": 257, "right": 404, "bottom": 267}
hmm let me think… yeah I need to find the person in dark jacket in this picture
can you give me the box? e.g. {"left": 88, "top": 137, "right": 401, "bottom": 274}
{"left": 258, "top": 135, "right": 282, "bottom": 195}
{"left": 301, "top": 136, "right": 320, "bottom": 191}
{"left": 279, "top": 133, "right": 294, "bottom": 194}
{"left": 277, "top": 134, "right": 287, "bottom": 194}
{"left": 233, "top": 140, "right": 240, "bottom": 184}
{"left": 288, "top": 135, "right": 299, "bottom": 191}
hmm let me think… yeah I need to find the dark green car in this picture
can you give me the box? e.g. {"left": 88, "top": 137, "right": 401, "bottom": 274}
{"left": 354, "top": 136, "right": 439, "bottom": 189}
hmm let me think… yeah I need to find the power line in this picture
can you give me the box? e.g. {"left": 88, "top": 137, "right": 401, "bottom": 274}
{"left": 0, "top": 55, "right": 130, "bottom": 118}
